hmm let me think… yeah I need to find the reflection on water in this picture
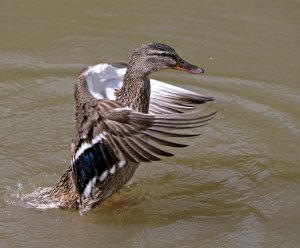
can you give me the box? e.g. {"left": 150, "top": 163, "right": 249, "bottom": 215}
{"left": 1, "top": 0, "right": 300, "bottom": 247}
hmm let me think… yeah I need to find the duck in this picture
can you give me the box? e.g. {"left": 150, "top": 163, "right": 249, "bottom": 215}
{"left": 36, "top": 43, "right": 215, "bottom": 211}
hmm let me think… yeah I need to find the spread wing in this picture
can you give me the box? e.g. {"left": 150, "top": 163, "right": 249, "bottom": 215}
{"left": 71, "top": 99, "right": 215, "bottom": 198}
{"left": 83, "top": 63, "right": 214, "bottom": 114}
{"left": 149, "top": 79, "right": 214, "bottom": 114}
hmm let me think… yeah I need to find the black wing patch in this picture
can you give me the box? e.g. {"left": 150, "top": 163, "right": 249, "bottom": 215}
{"left": 75, "top": 143, "right": 115, "bottom": 196}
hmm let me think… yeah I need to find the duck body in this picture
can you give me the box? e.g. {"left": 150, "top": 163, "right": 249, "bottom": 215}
{"left": 40, "top": 43, "right": 215, "bottom": 211}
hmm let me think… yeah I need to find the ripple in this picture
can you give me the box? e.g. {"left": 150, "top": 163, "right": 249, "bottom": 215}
{"left": 191, "top": 76, "right": 300, "bottom": 146}
{"left": 203, "top": 76, "right": 300, "bottom": 105}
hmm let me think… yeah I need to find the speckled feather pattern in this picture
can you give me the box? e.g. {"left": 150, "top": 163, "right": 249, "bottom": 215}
{"left": 39, "top": 43, "right": 215, "bottom": 210}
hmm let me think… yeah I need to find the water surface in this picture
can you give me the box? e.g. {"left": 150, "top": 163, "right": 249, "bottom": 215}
{"left": 1, "top": 0, "right": 300, "bottom": 247}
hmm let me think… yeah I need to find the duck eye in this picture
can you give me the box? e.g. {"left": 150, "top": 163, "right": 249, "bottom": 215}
{"left": 178, "top": 58, "right": 185, "bottom": 64}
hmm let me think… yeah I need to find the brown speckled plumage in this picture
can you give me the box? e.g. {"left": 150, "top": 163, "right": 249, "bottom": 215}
{"left": 36, "top": 43, "right": 215, "bottom": 211}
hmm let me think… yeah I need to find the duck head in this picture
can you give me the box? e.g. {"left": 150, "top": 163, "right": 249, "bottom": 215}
{"left": 127, "top": 42, "right": 204, "bottom": 76}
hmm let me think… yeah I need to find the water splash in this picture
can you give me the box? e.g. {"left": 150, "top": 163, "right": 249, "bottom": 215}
{"left": 4, "top": 174, "right": 60, "bottom": 210}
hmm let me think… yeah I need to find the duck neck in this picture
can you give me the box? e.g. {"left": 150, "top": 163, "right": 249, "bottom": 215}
{"left": 116, "top": 69, "right": 151, "bottom": 113}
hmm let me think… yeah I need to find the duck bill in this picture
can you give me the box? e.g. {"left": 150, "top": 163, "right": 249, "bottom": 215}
{"left": 174, "top": 60, "right": 204, "bottom": 74}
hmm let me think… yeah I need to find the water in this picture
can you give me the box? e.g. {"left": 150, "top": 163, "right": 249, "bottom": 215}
{"left": 1, "top": 0, "right": 299, "bottom": 247}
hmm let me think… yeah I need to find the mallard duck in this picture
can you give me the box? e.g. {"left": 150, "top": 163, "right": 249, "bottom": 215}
{"left": 37, "top": 43, "right": 215, "bottom": 211}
